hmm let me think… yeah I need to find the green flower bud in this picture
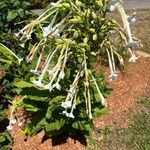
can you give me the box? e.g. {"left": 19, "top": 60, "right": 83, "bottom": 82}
{"left": 56, "top": 44, "right": 63, "bottom": 50}
{"left": 84, "top": 37, "right": 89, "bottom": 43}
{"left": 73, "top": 30, "right": 79, "bottom": 38}
{"left": 75, "top": 0, "right": 82, "bottom": 7}
{"left": 69, "top": 16, "right": 82, "bottom": 24}
{"left": 89, "top": 28, "right": 96, "bottom": 33}
{"left": 62, "top": 3, "right": 70, "bottom": 8}
{"left": 56, "top": 39, "right": 63, "bottom": 44}
{"left": 96, "top": 0, "right": 103, "bottom": 7}
{"left": 56, "top": 4, "right": 63, "bottom": 8}
{"left": 91, "top": 52, "right": 96, "bottom": 56}
{"left": 93, "top": 34, "right": 98, "bottom": 41}
{"left": 92, "top": 12, "right": 97, "bottom": 19}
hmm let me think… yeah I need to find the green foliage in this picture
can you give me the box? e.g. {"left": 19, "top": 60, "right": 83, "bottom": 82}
{"left": 0, "top": 104, "right": 13, "bottom": 150}
{"left": 102, "top": 97, "right": 150, "bottom": 150}
{"left": 14, "top": 71, "right": 110, "bottom": 137}
{"left": 1, "top": 0, "right": 134, "bottom": 144}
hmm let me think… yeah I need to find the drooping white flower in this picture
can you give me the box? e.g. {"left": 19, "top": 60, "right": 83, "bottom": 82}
{"left": 59, "top": 70, "right": 65, "bottom": 79}
{"left": 66, "top": 112, "right": 75, "bottom": 119}
{"left": 108, "top": 73, "right": 118, "bottom": 81}
{"left": 43, "top": 84, "right": 53, "bottom": 92}
{"left": 61, "top": 101, "right": 72, "bottom": 109}
{"left": 20, "top": 43, "right": 25, "bottom": 48}
{"left": 30, "top": 69, "right": 40, "bottom": 75}
{"left": 18, "top": 122, "right": 23, "bottom": 127}
{"left": 50, "top": 0, "right": 62, "bottom": 7}
{"left": 18, "top": 58, "right": 23, "bottom": 65}
{"left": 62, "top": 110, "right": 75, "bottom": 119}
{"left": 10, "top": 118, "right": 17, "bottom": 125}
{"left": 32, "top": 80, "right": 44, "bottom": 87}
{"left": 42, "top": 25, "right": 60, "bottom": 37}
{"left": 126, "top": 40, "right": 139, "bottom": 49}
{"left": 129, "top": 54, "right": 140, "bottom": 63}
{"left": 52, "top": 82, "right": 61, "bottom": 90}
{"left": 127, "top": 12, "right": 136, "bottom": 24}
{"left": 106, "top": 0, "right": 120, "bottom": 12}
{"left": 7, "top": 125, "right": 13, "bottom": 131}
{"left": 89, "top": 114, "right": 93, "bottom": 119}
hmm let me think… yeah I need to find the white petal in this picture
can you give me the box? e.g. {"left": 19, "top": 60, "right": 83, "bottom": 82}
{"left": 18, "top": 58, "right": 23, "bottom": 64}
{"left": 32, "top": 80, "right": 43, "bottom": 87}
{"left": 61, "top": 101, "right": 72, "bottom": 109}
{"left": 53, "top": 82, "right": 61, "bottom": 90}
{"left": 18, "top": 122, "right": 23, "bottom": 127}
{"left": 10, "top": 119, "right": 17, "bottom": 125}
{"left": 59, "top": 71, "right": 65, "bottom": 79}
{"left": 67, "top": 113, "right": 75, "bottom": 119}
{"left": 7, "top": 125, "right": 13, "bottom": 131}
{"left": 108, "top": 73, "right": 118, "bottom": 81}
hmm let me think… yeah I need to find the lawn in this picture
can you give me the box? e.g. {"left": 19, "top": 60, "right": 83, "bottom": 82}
{"left": 101, "top": 90, "right": 150, "bottom": 150}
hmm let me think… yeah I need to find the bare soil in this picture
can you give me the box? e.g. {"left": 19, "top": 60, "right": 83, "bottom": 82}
{"left": 7, "top": 54, "right": 150, "bottom": 150}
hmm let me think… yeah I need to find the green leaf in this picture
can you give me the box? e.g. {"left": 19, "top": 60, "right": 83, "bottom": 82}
{"left": 17, "top": 9, "right": 24, "bottom": 18}
{"left": 0, "top": 45, "right": 12, "bottom": 55}
{"left": 72, "top": 120, "right": 93, "bottom": 135}
{"left": 23, "top": 111, "right": 46, "bottom": 136}
{"left": 0, "top": 58, "right": 12, "bottom": 64}
{"left": 0, "top": 135, "right": 6, "bottom": 143}
{"left": 93, "top": 107, "right": 107, "bottom": 118}
{"left": 14, "top": 80, "right": 34, "bottom": 88}
{"left": 45, "top": 119, "right": 66, "bottom": 136}
{"left": 7, "top": 11, "right": 18, "bottom": 22}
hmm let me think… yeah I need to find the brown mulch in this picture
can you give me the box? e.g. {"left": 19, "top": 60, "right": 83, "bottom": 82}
{"left": 8, "top": 56, "right": 150, "bottom": 150}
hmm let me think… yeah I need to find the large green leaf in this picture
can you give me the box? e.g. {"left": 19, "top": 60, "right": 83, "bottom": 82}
{"left": 13, "top": 80, "right": 34, "bottom": 88}
{"left": 72, "top": 120, "right": 93, "bottom": 135}
{"left": 0, "top": 132, "right": 13, "bottom": 150}
{"left": 23, "top": 111, "right": 46, "bottom": 136}
{"left": 7, "top": 11, "right": 18, "bottom": 22}
{"left": 0, "top": 58, "right": 12, "bottom": 64}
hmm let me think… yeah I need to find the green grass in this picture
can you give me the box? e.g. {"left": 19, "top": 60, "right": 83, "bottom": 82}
{"left": 101, "top": 93, "right": 150, "bottom": 150}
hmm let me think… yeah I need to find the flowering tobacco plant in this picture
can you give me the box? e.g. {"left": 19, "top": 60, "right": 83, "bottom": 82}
{"left": 4, "top": 0, "right": 140, "bottom": 138}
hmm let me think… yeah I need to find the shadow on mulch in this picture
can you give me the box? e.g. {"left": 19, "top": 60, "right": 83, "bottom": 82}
{"left": 42, "top": 131, "right": 87, "bottom": 147}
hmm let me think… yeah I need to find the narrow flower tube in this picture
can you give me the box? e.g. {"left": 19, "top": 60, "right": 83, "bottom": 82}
{"left": 90, "top": 72, "right": 107, "bottom": 107}
{"left": 0, "top": 43, "right": 23, "bottom": 64}
{"left": 106, "top": 49, "right": 118, "bottom": 81}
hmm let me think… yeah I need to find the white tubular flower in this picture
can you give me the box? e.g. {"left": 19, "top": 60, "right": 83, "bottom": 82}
{"left": 127, "top": 12, "right": 136, "bottom": 24}
{"left": 32, "top": 80, "right": 44, "bottom": 87}
{"left": 10, "top": 118, "right": 17, "bottom": 125}
{"left": 89, "top": 114, "right": 93, "bottom": 120}
{"left": 59, "top": 70, "right": 65, "bottom": 79}
{"left": 42, "top": 25, "right": 60, "bottom": 37}
{"left": 106, "top": 0, "right": 120, "bottom": 12}
{"left": 6, "top": 125, "right": 13, "bottom": 131}
{"left": 61, "top": 101, "right": 72, "bottom": 109}
{"left": 0, "top": 43, "right": 23, "bottom": 64}
{"left": 43, "top": 84, "right": 53, "bottom": 92}
{"left": 126, "top": 40, "right": 139, "bottom": 49}
{"left": 106, "top": 49, "right": 118, "bottom": 81}
{"left": 42, "top": 12, "right": 60, "bottom": 37}
{"left": 20, "top": 43, "right": 25, "bottom": 48}
{"left": 129, "top": 53, "right": 140, "bottom": 63}
{"left": 18, "top": 58, "right": 23, "bottom": 65}
{"left": 18, "top": 122, "right": 23, "bottom": 127}
{"left": 108, "top": 73, "right": 118, "bottom": 81}
{"left": 50, "top": 0, "right": 62, "bottom": 6}
{"left": 52, "top": 82, "right": 61, "bottom": 90}
{"left": 66, "top": 112, "right": 75, "bottom": 119}
{"left": 30, "top": 69, "right": 39, "bottom": 75}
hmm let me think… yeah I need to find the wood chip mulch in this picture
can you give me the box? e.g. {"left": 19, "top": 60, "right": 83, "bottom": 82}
{"left": 9, "top": 57, "right": 150, "bottom": 150}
